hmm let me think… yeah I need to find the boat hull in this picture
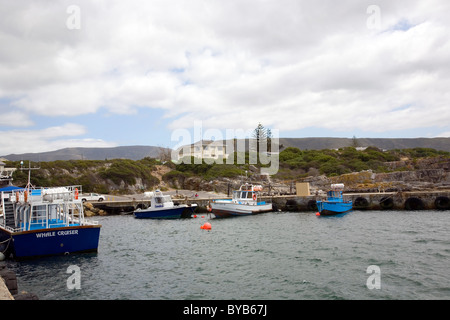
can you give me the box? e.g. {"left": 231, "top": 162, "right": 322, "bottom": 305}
{"left": 317, "top": 201, "right": 352, "bottom": 216}
{"left": 133, "top": 205, "right": 196, "bottom": 219}
{"left": 0, "top": 225, "right": 101, "bottom": 260}
{"left": 211, "top": 201, "right": 272, "bottom": 218}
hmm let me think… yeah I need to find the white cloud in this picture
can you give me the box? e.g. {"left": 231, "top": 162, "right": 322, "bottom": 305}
{"left": 0, "top": 0, "right": 450, "bottom": 152}
{"left": 435, "top": 132, "right": 450, "bottom": 138}
{"left": 0, "top": 123, "right": 116, "bottom": 155}
{"left": 0, "top": 111, "right": 34, "bottom": 127}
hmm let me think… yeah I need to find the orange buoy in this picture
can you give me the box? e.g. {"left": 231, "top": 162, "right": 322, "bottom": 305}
{"left": 193, "top": 215, "right": 197, "bottom": 218}
{"left": 316, "top": 212, "right": 320, "bottom": 216}
{"left": 200, "top": 222, "right": 211, "bottom": 230}
{"left": 201, "top": 215, "right": 205, "bottom": 218}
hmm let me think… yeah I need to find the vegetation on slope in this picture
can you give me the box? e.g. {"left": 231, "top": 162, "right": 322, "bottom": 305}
{"left": 5, "top": 147, "right": 449, "bottom": 193}
{"left": 8, "top": 158, "right": 160, "bottom": 193}
{"left": 166, "top": 147, "right": 450, "bottom": 182}
{"left": 275, "top": 146, "right": 449, "bottom": 180}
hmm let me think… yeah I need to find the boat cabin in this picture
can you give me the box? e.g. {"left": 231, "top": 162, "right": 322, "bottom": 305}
{"left": 144, "top": 190, "right": 175, "bottom": 209}
{"left": 1, "top": 185, "right": 93, "bottom": 233}
{"left": 232, "top": 184, "right": 263, "bottom": 204}
{"left": 326, "top": 183, "right": 345, "bottom": 201}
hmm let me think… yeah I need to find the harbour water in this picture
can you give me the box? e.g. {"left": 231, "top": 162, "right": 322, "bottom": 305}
{"left": 6, "top": 210, "right": 450, "bottom": 300}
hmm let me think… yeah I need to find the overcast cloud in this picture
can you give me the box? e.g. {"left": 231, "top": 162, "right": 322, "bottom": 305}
{"left": 1, "top": 0, "right": 450, "bottom": 154}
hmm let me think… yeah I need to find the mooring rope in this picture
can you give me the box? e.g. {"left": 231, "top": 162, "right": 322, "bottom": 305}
{"left": 0, "top": 236, "right": 12, "bottom": 254}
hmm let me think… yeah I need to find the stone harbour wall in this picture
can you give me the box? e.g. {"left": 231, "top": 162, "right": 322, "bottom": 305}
{"left": 267, "top": 191, "right": 450, "bottom": 212}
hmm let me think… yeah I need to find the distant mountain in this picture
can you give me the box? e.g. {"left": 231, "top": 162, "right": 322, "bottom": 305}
{"left": 278, "top": 137, "right": 450, "bottom": 152}
{"left": 2, "top": 146, "right": 169, "bottom": 162}
{"left": 2, "top": 137, "right": 449, "bottom": 162}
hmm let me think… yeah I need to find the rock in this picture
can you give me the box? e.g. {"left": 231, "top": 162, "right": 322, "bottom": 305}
{"left": 84, "top": 202, "right": 94, "bottom": 210}
{"left": 0, "top": 268, "right": 18, "bottom": 295}
{"left": 14, "top": 291, "right": 39, "bottom": 300}
{"left": 84, "top": 210, "right": 96, "bottom": 217}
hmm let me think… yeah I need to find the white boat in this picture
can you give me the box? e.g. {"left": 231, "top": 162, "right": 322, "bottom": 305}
{"left": 133, "top": 190, "right": 197, "bottom": 219}
{"left": 211, "top": 184, "right": 272, "bottom": 218}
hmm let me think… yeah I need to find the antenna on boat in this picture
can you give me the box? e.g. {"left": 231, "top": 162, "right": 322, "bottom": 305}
{"left": 20, "top": 160, "right": 40, "bottom": 191}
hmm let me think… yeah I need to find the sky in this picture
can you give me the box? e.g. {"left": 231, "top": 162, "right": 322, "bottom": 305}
{"left": 1, "top": 0, "right": 450, "bottom": 155}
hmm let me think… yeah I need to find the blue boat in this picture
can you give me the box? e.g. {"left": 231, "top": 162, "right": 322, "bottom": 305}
{"left": 133, "top": 190, "right": 197, "bottom": 219}
{"left": 316, "top": 184, "right": 352, "bottom": 216}
{"left": 0, "top": 186, "right": 101, "bottom": 260}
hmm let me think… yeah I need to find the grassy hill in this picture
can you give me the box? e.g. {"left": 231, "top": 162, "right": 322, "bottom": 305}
{"left": 8, "top": 158, "right": 161, "bottom": 194}
{"left": 5, "top": 146, "right": 449, "bottom": 194}
{"left": 2, "top": 137, "right": 450, "bottom": 162}
{"left": 278, "top": 137, "right": 450, "bottom": 152}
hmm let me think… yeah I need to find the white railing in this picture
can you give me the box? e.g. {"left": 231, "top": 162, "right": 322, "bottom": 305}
{"left": 4, "top": 225, "right": 21, "bottom": 233}
{"left": 1, "top": 186, "right": 97, "bottom": 232}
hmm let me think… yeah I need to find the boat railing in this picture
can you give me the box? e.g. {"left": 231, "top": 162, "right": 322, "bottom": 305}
{"left": 28, "top": 205, "right": 48, "bottom": 229}
{"left": 84, "top": 220, "right": 99, "bottom": 226}
{"left": 1, "top": 186, "right": 99, "bottom": 231}
{"left": 6, "top": 185, "right": 83, "bottom": 204}
{"left": 4, "top": 225, "right": 21, "bottom": 233}
{"left": 238, "top": 184, "right": 263, "bottom": 192}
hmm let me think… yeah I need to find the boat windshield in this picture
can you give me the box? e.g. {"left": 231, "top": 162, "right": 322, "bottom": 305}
{"left": 232, "top": 191, "right": 256, "bottom": 200}
{"left": 154, "top": 195, "right": 172, "bottom": 203}
{"left": 328, "top": 191, "right": 342, "bottom": 199}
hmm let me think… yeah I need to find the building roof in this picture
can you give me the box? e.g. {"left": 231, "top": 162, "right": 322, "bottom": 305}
{"left": 190, "top": 140, "right": 226, "bottom": 147}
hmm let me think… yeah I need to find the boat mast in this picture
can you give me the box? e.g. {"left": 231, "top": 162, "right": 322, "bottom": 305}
{"left": 20, "top": 160, "right": 40, "bottom": 192}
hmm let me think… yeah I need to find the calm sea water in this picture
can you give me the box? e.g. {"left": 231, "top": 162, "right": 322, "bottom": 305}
{"left": 7, "top": 210, "right": 450, "bottom": 300}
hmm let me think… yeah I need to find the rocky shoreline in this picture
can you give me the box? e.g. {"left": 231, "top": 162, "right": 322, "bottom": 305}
{"left": 160, "top": 168, "right": 450, "bottom": 199}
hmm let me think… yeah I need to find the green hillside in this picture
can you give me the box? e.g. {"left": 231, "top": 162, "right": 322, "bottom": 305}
{"left": 5, "top": 147, "right": 449, "bottom": 194}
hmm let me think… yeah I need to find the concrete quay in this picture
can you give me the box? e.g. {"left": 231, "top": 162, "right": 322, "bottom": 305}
{"left": 273, "top": 190, "right": 450, "bottom": 211}
{"left": 0, "top": 277, "right": 14, "bottom": 300}
{"left": 90, "top": 190, "right": 450, "bottom": 213}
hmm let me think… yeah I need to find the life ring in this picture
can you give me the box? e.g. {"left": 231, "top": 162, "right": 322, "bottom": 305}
{"left": 75, "top": 188, "right": 79, "bottom": 200}
{"left": 253, "top": 193, "right": 257, "bottom": 201}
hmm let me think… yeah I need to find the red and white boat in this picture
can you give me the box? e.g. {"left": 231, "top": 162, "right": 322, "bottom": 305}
{"left": 211, "top": 184, "right": 272, "bottom": 218}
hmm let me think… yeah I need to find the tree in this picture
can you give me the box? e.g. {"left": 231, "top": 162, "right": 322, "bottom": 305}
{"left": 252, "top": 123, "right": 267, "bottom": 154}
{"left": 352, "top": 135, "right": 359, "bottom": 148}
{"left": 266, "top": 128, "right": 273, "bottom": 152}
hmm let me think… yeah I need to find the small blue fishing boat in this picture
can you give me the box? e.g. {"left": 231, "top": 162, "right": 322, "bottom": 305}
{"left": 316, "top": 184, "right": 352, "bottom": 216}
{"left": 0, "top": 186, "right": 101, "bottom": 260}
{"left": 133, "top": 190, "right": 197, "bottom": 219}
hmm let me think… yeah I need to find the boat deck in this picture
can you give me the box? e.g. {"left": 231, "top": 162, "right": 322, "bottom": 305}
{"left": 214, "top": 199, "right": 268, "bottom": 205}
{"left": 20, "top": 219, "right": 81, "bottom": 231}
